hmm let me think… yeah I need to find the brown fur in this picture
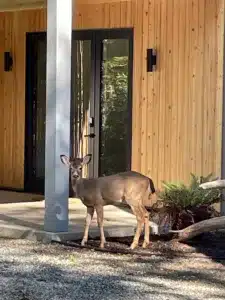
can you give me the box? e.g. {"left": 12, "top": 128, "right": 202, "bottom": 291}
{"left": 60, "top": 154, "right": 156, "bottom": 249}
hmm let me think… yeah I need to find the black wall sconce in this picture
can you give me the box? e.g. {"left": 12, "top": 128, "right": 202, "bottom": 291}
{"left": 4, "top": 52, "right": 13, "bottom": 72}
{"left": 147, "top": 48, "right": 157, "bottom": 72}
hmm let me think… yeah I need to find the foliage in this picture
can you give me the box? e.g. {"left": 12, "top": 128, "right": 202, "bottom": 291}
{"left": 100, "top": 45, "right": 129, "bottom": 176}
{"left": 157, "top": 173, "right": 221, "bottom": 210}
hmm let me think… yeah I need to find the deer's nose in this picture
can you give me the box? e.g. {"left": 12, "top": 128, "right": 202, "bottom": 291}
{"left": 72, "top": 173, "right": 79, "bottom": 179}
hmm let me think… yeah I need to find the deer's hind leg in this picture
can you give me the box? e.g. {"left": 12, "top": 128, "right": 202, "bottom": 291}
{"left": 81, "top": 206, "right": 95, "bottom": 246}
{"left": 130, "top": 204, "right": 145, "bottom": 250}
{"left": 142, "top": 205, "right": 150, "bottom": 248}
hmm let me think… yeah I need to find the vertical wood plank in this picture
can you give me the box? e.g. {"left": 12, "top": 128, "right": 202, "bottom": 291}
{"left": 132, "top": 0, "right": 144, "bottom": 172}
{"left": 215, "top": 0, "right": 225, "bottom": 177}
{"left": 0, "top": 14, "right": 5, "bottom": 186}
{"left": 12, "top": 11, "right": 26, "bottom": 186}
{"left": 146, "top": 0, "right": 154, "bottom": 180}
{"left": 170, "top": 0, "right": 179, "bottom": 181}
{"left": 189, "top": 0, "right": 198, "bottom": 175}
{"left": 202, "top": 0, "right": 215, "bottom": 176}
{"left": 164, "top": 0, "right": 173, "bottom": 182}
{"left": 140, "top": 0, "right": 148, "bottom": 175}
{"left": 120, "top": 1, "right": 127, "bottom": 27}
{"left": 157, "top": 0, "right": 167, "bottom": 188}
{"left": 3, "top": 13, "right": 14, "bottom": 187}
{"left": 176, "top": 0, "right": 186, "bottom": 182}
{"left": 103, "top": 3, "right": 110, "bottom": 28}
{"left": 194, "top": 0, "right": 204, "bottom": 177}
{"left": 182, "top": 0, "right": 191, "bottom": 182}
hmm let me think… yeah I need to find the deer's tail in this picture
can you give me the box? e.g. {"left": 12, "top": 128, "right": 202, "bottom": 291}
{"left": 149, "top": 177, "right": 156, "bottom": 194}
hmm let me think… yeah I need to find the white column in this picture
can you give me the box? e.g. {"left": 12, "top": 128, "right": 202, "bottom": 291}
{"left": 44, "top": 0, "right": 73, "bottom": 232}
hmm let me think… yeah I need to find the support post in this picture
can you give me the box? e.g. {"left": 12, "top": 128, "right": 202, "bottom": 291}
{"left": 44, "top": 0, "right": 73, "bottom": 232}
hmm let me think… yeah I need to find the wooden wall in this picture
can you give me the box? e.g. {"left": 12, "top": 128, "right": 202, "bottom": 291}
{"left": 133, "top": 0, "right": 225, "bottom": 188}
{"left": 0, "top": 0, "right": 224, "bottom": 190}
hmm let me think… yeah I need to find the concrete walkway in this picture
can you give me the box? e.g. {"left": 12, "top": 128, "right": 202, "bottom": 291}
{"left": 0, "top": 191, "right": 139, "bottom": 242}
{"left": 0, "top": 190, "right": 43, "bottom": 204}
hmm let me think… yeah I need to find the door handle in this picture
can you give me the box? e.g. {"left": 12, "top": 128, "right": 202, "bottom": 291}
{"left": 84, "top": 133, "right": 96, "bottom": 138}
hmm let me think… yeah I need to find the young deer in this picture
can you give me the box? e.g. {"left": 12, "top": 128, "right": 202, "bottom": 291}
{"left": 60, "top": 154, "right": 156, "bottom": 249}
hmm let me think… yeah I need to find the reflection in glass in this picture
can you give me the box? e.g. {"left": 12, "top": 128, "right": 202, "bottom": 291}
{"left": 34, "top": 39, "right": 92, "bottom": 181}
{"left": 71, "top": 40, "right": 91, "bottom": 177}
{"left": 35, "top": 39, "right": 46, "bottom": 179}
{"left": 99, "top": 39, "right": 130, "bottom": 176}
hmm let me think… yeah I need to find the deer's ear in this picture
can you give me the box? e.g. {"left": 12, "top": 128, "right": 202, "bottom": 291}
{"left": 60, "top": 155, "right": 71, "bottom": 167}
{"left": 82, "top": 154, "right": 92, "bottom": 165}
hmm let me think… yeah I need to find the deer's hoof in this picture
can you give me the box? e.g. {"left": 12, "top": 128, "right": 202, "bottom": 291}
{"left": 130, "top": 242, "right": 138, "bottom": 250}
{"left": 81, "top": 240, "right": 87, "bottom": 247}
{"left": 99, "top": 243, "right": 105, "bottom": 249}
{"left": 142, "top": 241, "right": 149, "bottom": 249}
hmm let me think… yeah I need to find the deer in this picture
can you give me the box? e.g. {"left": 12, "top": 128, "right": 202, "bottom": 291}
{"left": 60, "top": 154, "right": 156, "bottom": 250}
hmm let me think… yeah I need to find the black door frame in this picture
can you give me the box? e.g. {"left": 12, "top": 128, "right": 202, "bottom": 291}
{"left": 96, "top": 30, "right": 133, "bottom": 177}
{"left": 25, "top": 32, "right": 45, "bottom": 194}
{"left": 24, "top": 28, "right": 133, "bottom": 194}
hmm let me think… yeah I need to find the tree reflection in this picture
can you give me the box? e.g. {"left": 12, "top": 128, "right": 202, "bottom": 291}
{"left": 100, "top": 39, "right": 129, "bottom": 176}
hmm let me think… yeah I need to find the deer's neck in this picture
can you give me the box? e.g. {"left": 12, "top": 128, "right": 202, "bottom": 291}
{"left": 71, "top": 177, "right": 83, "bottom": 198}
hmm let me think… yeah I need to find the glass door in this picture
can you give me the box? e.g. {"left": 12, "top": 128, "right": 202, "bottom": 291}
{"left": 25, "top": 29, "right": 133, "bottom": 193}
{"left": 90, "top": 30, "right": 133, "bottom": 177}
{"left": 99, "top": 38, "right": 132, "bottom": 176}
{"left": 25, "top": 33, "right": 47, "bottom": 194}
{"left": 71, "top": 37, "right": 93, "bottom": 178}
{"left": 25, "top": 33, "right": 93, "bottom": 193}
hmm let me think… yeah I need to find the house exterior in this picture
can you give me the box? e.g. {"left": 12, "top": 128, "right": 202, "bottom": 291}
{"left": 0, "top": 0, "right": 224, "bottom": 224}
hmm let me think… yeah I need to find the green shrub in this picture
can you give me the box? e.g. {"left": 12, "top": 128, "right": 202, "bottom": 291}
{"left": 157, "top": 173, "right": 221, "bottom": 210}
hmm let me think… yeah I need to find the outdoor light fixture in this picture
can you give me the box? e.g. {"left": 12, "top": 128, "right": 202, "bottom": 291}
{"left": 4, "top": 51, "right": 13, "bottom": 72}
{"left": 147, "top": 48, "right": 157, "bottom": 72}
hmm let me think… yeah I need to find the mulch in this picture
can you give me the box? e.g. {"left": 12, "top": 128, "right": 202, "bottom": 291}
{"left": 62, "top": 231, "right": 225, "bottom": 260}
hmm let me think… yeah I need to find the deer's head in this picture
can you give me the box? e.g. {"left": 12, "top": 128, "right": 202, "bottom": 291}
{"left": 60, "top": 154, "right": 92, "bottom": 180}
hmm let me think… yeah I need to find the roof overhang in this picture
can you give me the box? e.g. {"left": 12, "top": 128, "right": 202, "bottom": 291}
{"left": 0, "top": 0, "right": 130, "bottom": 12}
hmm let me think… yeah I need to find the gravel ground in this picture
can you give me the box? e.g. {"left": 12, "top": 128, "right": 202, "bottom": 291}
{"left": 1, "top": 236, "right": 225, "bottom": 300}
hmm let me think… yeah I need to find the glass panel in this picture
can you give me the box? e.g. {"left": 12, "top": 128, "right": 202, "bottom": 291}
{"left": 71, "top": 39, "right": 92, "bottom": 177}
{"left": 99, "top": 39, "right": 130, "bottom": 176}
{"left": 35, "top": 39, "right": 46, "bottom": 180}
{"left": 34, "top": 39, "right": 92, "bottom": 182}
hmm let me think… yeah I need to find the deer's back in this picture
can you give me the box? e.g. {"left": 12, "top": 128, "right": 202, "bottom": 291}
{"left": 77, "top": 171, "right": 152, "bottom": 207}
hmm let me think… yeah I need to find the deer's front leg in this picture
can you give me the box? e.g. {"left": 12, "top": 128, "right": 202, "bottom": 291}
{"left": 95, "top": 205, "right": 106, "bottom": 248}
{"left": 81, "top": 206, "right": 94, "bottom": 246}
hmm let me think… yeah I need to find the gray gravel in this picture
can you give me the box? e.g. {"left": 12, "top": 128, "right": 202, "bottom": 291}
{"left": 1, "top": 238, "right": 225, "bottom": 300}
